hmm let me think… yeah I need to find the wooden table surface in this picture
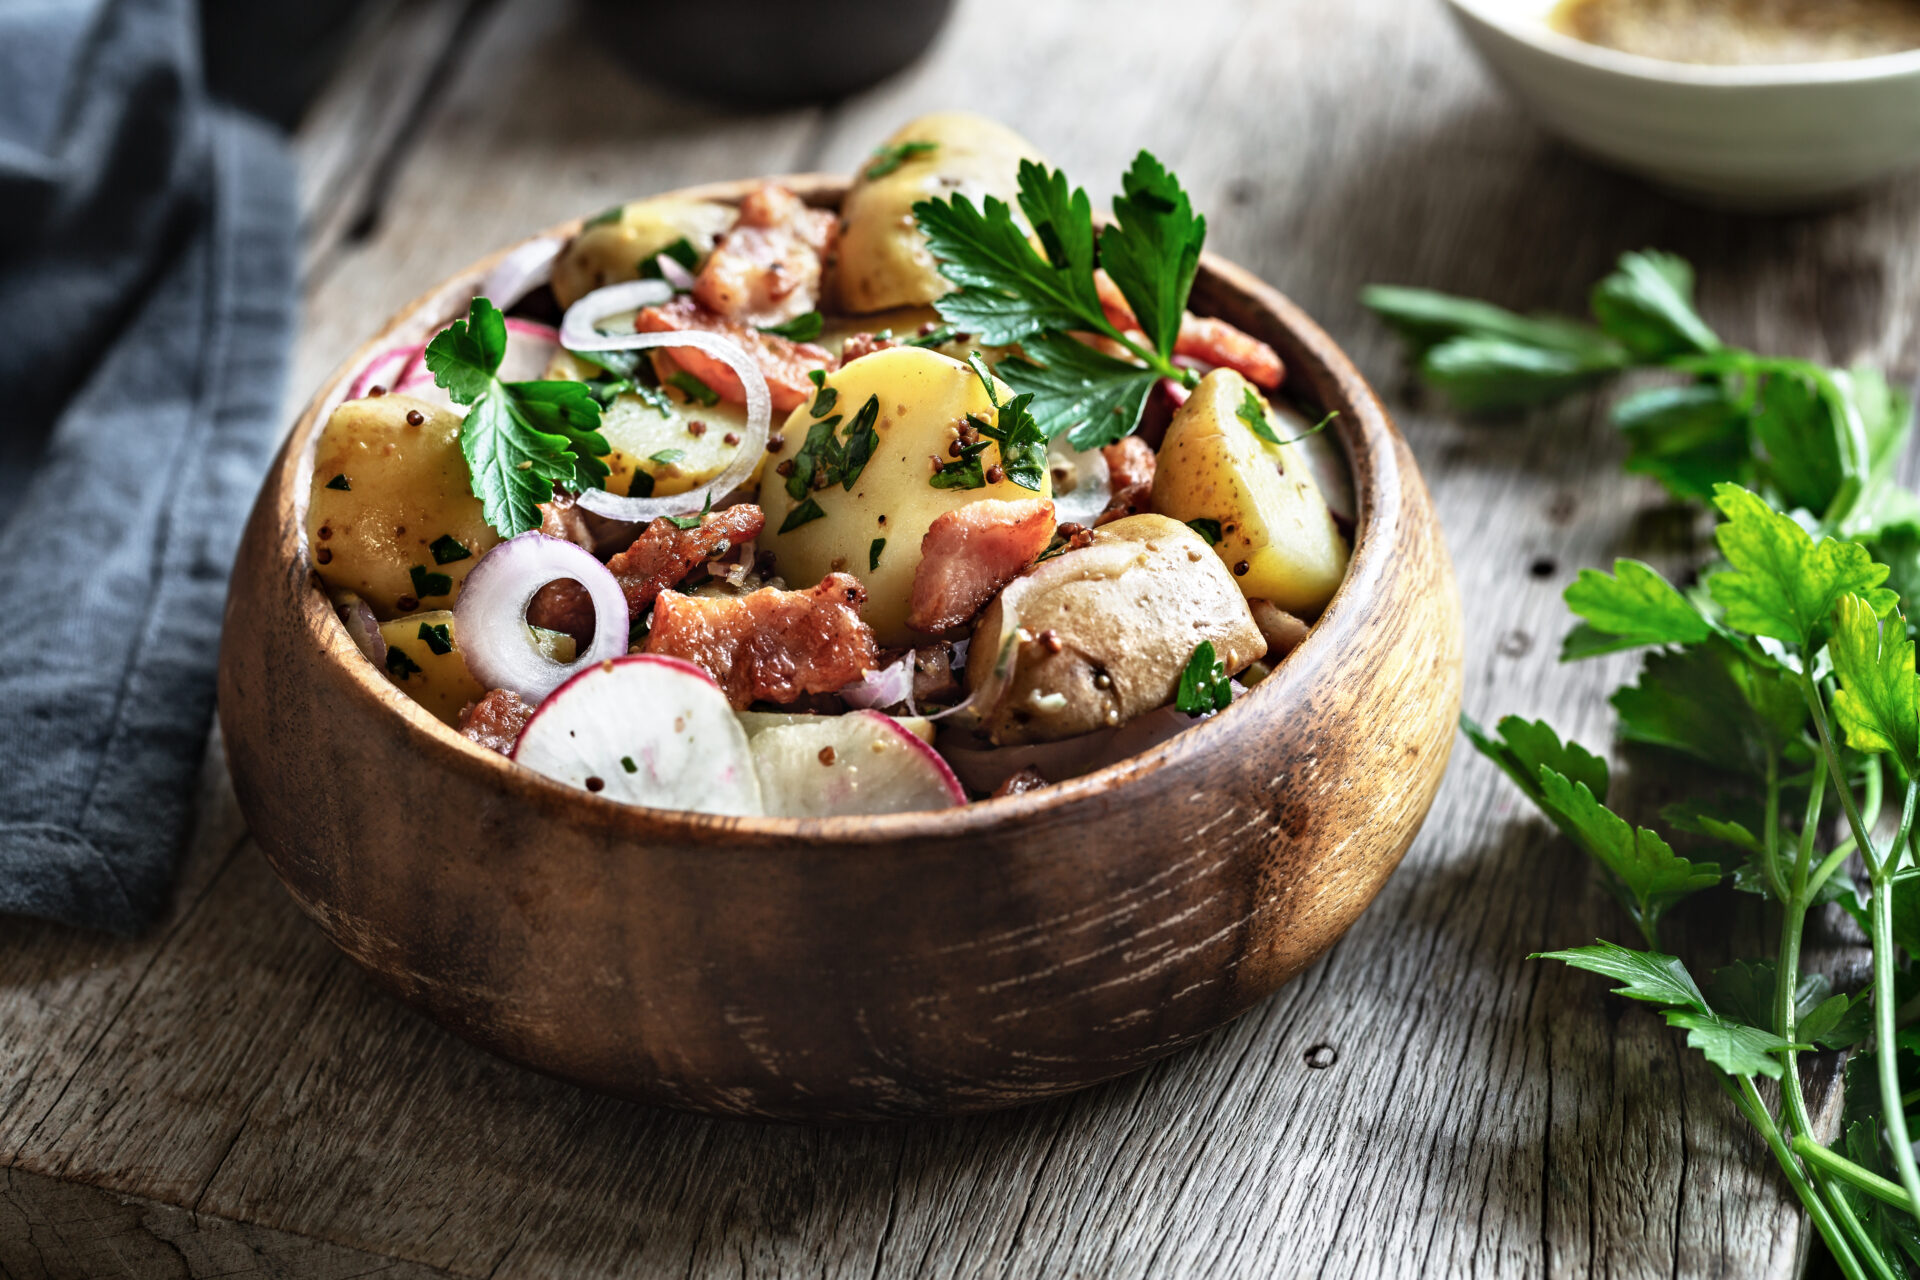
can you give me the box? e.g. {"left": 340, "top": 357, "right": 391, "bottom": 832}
{"left": 8, "top": 0, "right": 1920, "bottom": 1275}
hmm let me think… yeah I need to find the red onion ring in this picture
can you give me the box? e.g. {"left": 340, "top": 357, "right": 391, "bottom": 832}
{"left": 338, "top": 596, "right": 387, "bottom": 666}
{"left": 348, "top": 343, "right": 419, "bottom": 400}
{"left": 558, "top": 280, "right": 771, "bottom": 522}
{"left": 653, "top": 252, "right": 697, "bottom": 292}
{"left": 480, "top": 236, "right": 563, "bottom": 312}
{"left": 840, "top": 653, "right": 915, "bottom": 712}
{"left": 453, "top": 533, "right": 628, "bottom": 703}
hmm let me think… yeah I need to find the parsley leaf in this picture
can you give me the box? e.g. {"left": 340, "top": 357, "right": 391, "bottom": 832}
{"left": 964, "top": 352, "right": 1048, "bottom": 491}
{"left": 648, "top": 448, "right": 685, "bottom": 465}
{"left": 788, "top": 396, "right": 882, "bottom": 499}
{"left": 999, "top": 331, "right": 1160, "bottom": 449}
{"left": 1176, "top": 640, "right": 1232, "bottom": 714}
{"left": 1609, "top": 641, "right": 1803, "bottom": 779}
{"left": 1533, "top": 941, "right": 1706, "bottom": 1010}
{"left": 409, "top": 565, "right": 453, "bottom": 599}
{"left": 325, "top": 473, "right": 351, "bottom": 491}
{"left": 1590, "top": 250, "right": 1720, "bottom": 361}
{"left": 869, "top": 538, "right": 885, "bottom": 570}
{"left": 811, "top": 383, "right": 838, "bottom": 417}
{"left": 1360, "top": 284, "right": 1623, "bottom": 360}
{"left": 865, "top": 139, "right": 937, "bottom": 180}
{"left": 429, "top": 534, "right": 471, "bottom": 565}
{"left": 665, "top": 493, "right": 713, "bottom": 531}
{"left": 1612, "top": 383, "right": 1753, "bottom": 503}
{"left": 426, "top": 297, "right": 610, "bottom": 537}
{"left": 930, "top": 439, "right": 990, "bottom": 490}
{"left": 1460, "top": 713, "right": 1611, "bottom": 805}
{"left": 1536, "top": 768, "right": 1721, "bottom": 944}
{"left": 780, "top": 497, "right": 826, "bottom": 533}
{"left": 1186, "top": 518, "right": 1223, "bottom": 545}
{"left": 1101, "top": 151, "right": 1205, "bottom": 361}
{"left": 1561, "top": 558, "right": 1713, "bottom": 657}
{"left": 1829, "top": 594, "right": 1920, "bottom": 775}
{"left": 1237, "top": 387, "right": 1281, "bottom": 445}
{"left": 839, "top": 395, "right": 881, "bottom": 490}
{"left": 417, "top": 622, "right": 453, "bottom": 656}
{"left": 1707, "top": 483, "right": 1896, "bottom": 647}
{"left": 1661, "top": 1009, "right": 1797, "bottom": 1079}
{"left": 638, "top": 237, "right": 700, "bottom": 281}
{"left": 668, "top": 369, "right": 720, "bottom": 407}
{"left": 385, "top": 646, "right": 422, "bottom": 680}
{"left": 761, "top": 311, "right": 823, "bottom": 342}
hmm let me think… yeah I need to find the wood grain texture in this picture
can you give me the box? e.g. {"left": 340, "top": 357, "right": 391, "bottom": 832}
{"left": 9, "top": 0, "right": 1920, "bottom": 1272}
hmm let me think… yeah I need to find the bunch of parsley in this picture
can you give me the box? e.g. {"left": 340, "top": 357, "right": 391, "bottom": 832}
{"left": 1376, "top": 256, "right": 1920, "bottom": 1279}
{"left": 912, "top": 153, "right": 1205, "bottom": 450}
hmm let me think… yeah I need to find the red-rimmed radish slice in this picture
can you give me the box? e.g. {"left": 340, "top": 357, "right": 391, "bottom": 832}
{"left": 453, "top": 533, "right": 628, "bottom": 703}
{"left": 391, "top": 318, "right": 561, "bottom": 409}
{"left": 558, "top": 280, "right": 770, "bottom": 523}
{"left": 348, "top": 342, "right": 419, "bottom": 400}
{"left": 511, "top": 654, "right": 762, "bottom": 815}
{"left": 480, "top": 235, "right": 563, "bottom": 312}
{"left": 750, "top": 710, "right": 964, "bottom": 817}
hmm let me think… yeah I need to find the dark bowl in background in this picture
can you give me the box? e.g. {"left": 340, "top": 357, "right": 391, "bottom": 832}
{"left": 588, "top": 0, "right": 956, "bottom": 106}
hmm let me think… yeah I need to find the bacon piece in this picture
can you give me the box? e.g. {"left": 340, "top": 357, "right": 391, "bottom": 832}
{"left": 838, "top": 331, "right": 898, "bottom": 364}
{"left": 694, "top": 184, "right": 838, "bottom": 327}
{"left": 991, "top": 767, "right": 1050, "bottom": 799}
{"left": 907, "top": 498, "right": 1057, "bottom": 634}
{"left": 911, "top": 643, "right": 961, "bottom": 705}
{"left": 1094, "top": 271, "right": 1284, "bottom": 389}
{"left": 525, "top": 504, "right": 767, "bottom": 645}
{"left": 646, "top": 573, "right": 878, "bottom": 709}
{"left": 637, "top": 295, "right": 831, "bottom": 413}
{"left": 458, "top": 689, "right": 533, "bottom": 755}
{"left": 1096, "top": 435, "right": 1156, "bottom": 527}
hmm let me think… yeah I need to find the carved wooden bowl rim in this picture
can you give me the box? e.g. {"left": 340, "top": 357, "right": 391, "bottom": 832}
{"left": 275, "top": 173, "right": 1410, "bottom": 843}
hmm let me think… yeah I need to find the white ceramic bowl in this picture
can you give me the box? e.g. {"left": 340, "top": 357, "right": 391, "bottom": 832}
{"left": 1444, "top": 0, "right": 1920, "bottom": 208}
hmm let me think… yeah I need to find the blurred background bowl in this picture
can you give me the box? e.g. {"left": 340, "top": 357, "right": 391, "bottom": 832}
{"left": 1444, "top": 0, "right": 1920, "bottom": 208}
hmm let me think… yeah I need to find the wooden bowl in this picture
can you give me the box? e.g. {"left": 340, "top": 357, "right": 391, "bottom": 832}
{"left": 217, "top": 175, "right": 1462, "bottom": 1121}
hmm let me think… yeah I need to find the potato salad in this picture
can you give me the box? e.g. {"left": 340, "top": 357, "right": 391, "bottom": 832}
{"left": 306, "top": 113, "right": 1353, "bottom": 817}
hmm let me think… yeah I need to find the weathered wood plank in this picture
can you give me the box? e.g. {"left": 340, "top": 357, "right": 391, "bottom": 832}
{"left": 8, "top": 0, "right": 1920, "bottom": 1275}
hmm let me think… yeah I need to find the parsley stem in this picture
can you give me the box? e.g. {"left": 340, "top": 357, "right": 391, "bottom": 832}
{"left": 1774, "top": 754, "right": 1826, "bottom": 1153}
{"left": 1793, "top": 1136, "right": 1916, "bottom": 1214}
{"left": 1801, "top": 668, "right": 1880, "bottom": 878}
{"left": 1869, "top": 784, "right": 1920, "bottom": 1226}
{"left": 1762, "top": 745, "right": 1787, "bottom": 903}
{"left": 1733, "top": 1075, "right": 1873, "bottom": 1280}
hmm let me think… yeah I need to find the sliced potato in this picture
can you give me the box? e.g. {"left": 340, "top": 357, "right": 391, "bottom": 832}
{"left": 308, "top": 394, "right": 501, "bottom": 617}
{"left": 550, "top": 195, "right": 736, "bottom": 309}
{"left": 543, "top": 350, "right": 765, "bottom": 500}
{"left": 376, "top": 610, "right": 487, "bottom": 725}
{"left": 757, "top": 346, "right": 1050, "bottom": 647}
{"left": 833, "top": 113, "right": 1044, "bottom": 314}
{"left": 1149, "top": 369, "right": 1349, "bottom": 615}
{"left": 963, "top": 514, "right": 1264, "bottom": 745}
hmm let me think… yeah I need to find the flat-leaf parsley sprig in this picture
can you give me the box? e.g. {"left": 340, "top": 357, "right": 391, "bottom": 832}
{"left": 912, "top": 153, "right": 1207, "bottom": 450}
{"left": 425, "top": 296, "right": 610, "bottom": 537}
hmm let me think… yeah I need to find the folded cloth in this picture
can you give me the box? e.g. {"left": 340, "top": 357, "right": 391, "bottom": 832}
{"left": 0, "top": 0, "right": 296, "bottom": 933}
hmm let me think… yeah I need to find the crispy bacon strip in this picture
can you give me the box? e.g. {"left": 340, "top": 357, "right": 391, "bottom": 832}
{"left": 646, "top": 573, "right": 878, "bottom": 709}
{"left": 636, "top": 295, "right": 831, "bottom": 413}
{"left": 838, "top": 331, "right": 898, "bottom": 364}
{"left": 694, "top": 184, "right": 837, "bottom": 327}
{"left": 525, "top": 505, "right": 766, "bottom": 644}
{"left": 1094, "top": 271, "right": 1284, "bottom": 389}
{"left": 458, "top": 689, "right": 533, "bottom": 756}
{"left": 907, "top": 498, "right": 1056, "bottom": 634}
{"left": 1095, "top": 436, "right": 1156, "bottom": 526}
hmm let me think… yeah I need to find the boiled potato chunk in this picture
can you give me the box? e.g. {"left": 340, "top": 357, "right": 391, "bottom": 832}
{"left": 757, "top": 346, "right": 1049, "bottom": 647}
{"left": 834, "top": 113, "right": 1044, "bottom": 314}
{"left": 308, "top": 395, "right": 500, "bottom": 617}
{"left": 376, "top": 611, "right": 486, "bottom": 725}
{"left": 544, "top": 350, "right": 762, "bottom": 499}
{"left": 1150, "top": 369, "right": 1349, "bottom": 616}
{"left": 550, "top": 195, "right": 736, "bottom": 309}
{"left": 964, "top": 515, "right": 1264, "bottom": 745}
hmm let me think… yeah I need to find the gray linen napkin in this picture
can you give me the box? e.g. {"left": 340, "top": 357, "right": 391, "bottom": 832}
{"left": 0, "top": 0, "right": 296, "bottom": 933}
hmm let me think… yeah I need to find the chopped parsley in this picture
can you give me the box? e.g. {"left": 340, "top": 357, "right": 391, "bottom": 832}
{"left": 429, "top": 534, "right": 471, "bottom": 564}
{"left": 621, "top": 755, "right": 638, "bottom": 773}
{"left": 325, "top": 473, "right": 352, "bottom": 491}
{"left": 409, "top": 565, "right": 453, "bottom": 598}
{"left": 780, "top": 496, "right": 827, "bottom": 533}
{"left": 572, "top": 346, "right": 674, "bottom": 418}
{"left": 1186, "top": 518, "right": 1223, "bottom": 545}
{"left": 425, "top": 296, "right": 610, "bottom": 537}
{"left": 760, "top": 311, "right": 824, "bottom": 342}
{"left": 629, "top": 469, "right": 655, "bottom": 498}
{"left": 385, "top": 646, "right": 422, "bottom": 680}
{"left": 865, "top": 139, "right": 938, "bottom": 180}
{"left": 905, "top": 324, "right": 959, "bottom": 348}
{"left": 869, "top": 537, "right": 886, "bottom": 570}
{"left": 582, "top": 204, "right": 625, "bottom": 229}
{"left": 810, "top": 382, "right": 838, "bottom": 418}
{"left": 666, "top": 493, "right": 713, "bottom": 531}
{"left": 668, "top": 369, "right": 720, "bottom": 407}
{"left": 787, "top": 394, "right": 881, "bottom": 499}
{"left": 638, "top": 236, "right": 700, "bottom": 280}
{"left": 928, "top": 352, "right": 1048, "bottom": 492}
{"left": 1236, "top": 387, "right": 1281, "bottom": 445}
{"left": 1175, "top": 640, "right": 1232, "bottom": 714}
{"left": 648, "top": 448, "right": 686, "bottom": 465}
{"left": 930, "top": 436, "right": 991, "bottom": 490}
{"left": 417, "top": 621, "right": 454, "bottom": 655}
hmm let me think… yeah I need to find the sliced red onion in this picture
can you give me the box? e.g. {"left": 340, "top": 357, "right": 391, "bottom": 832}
{"left": 558, "top": 280, "right": 771, "bottom": 522}
{"left": 653, "top": 252, "right": 697, "bottom": 292}
{"left": 500, "top": 318, "right": 561, "bottom": 382}
{"left": 348, "top": 343, "right": 420, "bottom": 400}
{"left": 338, "top": 596, "right": 387, "bottom": 666}
{"left": 840, "top": 653, "right": 915, "bottom": 711}
{"left": 453, "top": 533, "right": 628, "bottom": 704}
{"left": 480, "top": 235, "right": 563, "bottom": 312}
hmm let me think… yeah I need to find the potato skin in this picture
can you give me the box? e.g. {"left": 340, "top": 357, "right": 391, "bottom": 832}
{"left": 833, "top": 113, "right": 1044, "bottom": 314}
{"left": 307, "top": 395, "right": 500, "bottom": 617}
{"left": 376, "top": 610, "right": 486, "bottom": 725}
{"left": 1149, "top": 368, "right": 1349, "bottom": 616}
{"left": 550, "top": 196, "right": 736, "bottom": 309}
{"left": 964, "top": 514, "right": 1264, "bottom": 745}
{"left": 757, "top": 346, "right": 1049, "bottom": 647}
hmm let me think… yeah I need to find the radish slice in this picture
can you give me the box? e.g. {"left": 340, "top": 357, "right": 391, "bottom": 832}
{"left": 751, "top": 711, "right": 965, "bottom": 817}
{"left": 558, "top": 280, "right": 770, "bottom": 522}
{"left": 481, "top": 236, "right": 564, "bottom": 312}
{"left": 392, "top": 318, "right": 562, "bottom": 410}
{"left": 839, "top": 652, "right": 915, "bottom": 711}
{"left": 512, "top": 654, "right": 762, "bottom": 815}
{"left": 348, "top": 343, "right": 419, "bottom": 400}
{"left": 453, "top": 533, "right": 628, "bottom": 703}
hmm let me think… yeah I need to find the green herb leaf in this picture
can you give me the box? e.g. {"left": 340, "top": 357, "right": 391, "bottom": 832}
{"left": 963, "top": 352, "right": 1049, "bottom": 492}
{"left": 810, "top": 383, "right": 838, "bottom": 418}
{"left": 1562, "top": 559, "right": 1713, "bottom": 657}
{"left": 1360, "top": 284, "right": 1624, "bottom": 360}
{"left": 1000, "top": 331, "right": 1160, "bottom": 449}
{"left": 1610, "top": 641, "right": 1803, "bottom": 778}
{"left": 1536, "top": 767, "right": 1721, "bottom": 942}
{"left": 780, "top": 496, "right": 826, "bottom": 533}
{"left": 1590, "top": 250, "right": 1720, "bottom": 361}
{"left": 384, "top": 646, "right": 422, "bottom": 680}
{"left": 416, "top": 621, "right": 453, "bottom": 655}
{"left": 1612, "top": 383, "right": 1753, "bottom": 503}
{"left": 648, "top": 448, "right": 685, "bottom": 465}
{"left": 914, "top": 175, "right": 1105, "bottom": 346}
{"left": 1186, "top": 518, "right": 1223, "bottom": 545}
{"left": 409, "top": 565, "right": 453, "bottom": 599}
{"left": 668, "top": 369, "right": 720, "bottom": 407}
{"left": 1661, "top": 1009, "right": 1796, "bottom": 1079}
{"left": 1175, "top": 640, "right": 1233, "bottom": 715}
{"left": 1752, "top": 365, "right": 1847, "bottom": 516}
{"left": 429, "top": 534, "right": 471, "bottom": 565}
{"left": 1533, "top": 941, "right": 1706, "bottom": 1010}
{"left": 1418, "top": 336, "right": 1624, "bottom": 413}
{"left": 1460, "top": 713, "right": 1611, "bottom": 807}
{"left": 666, "top": 493, "right": 713, "bottom": 531}
{"left": 1829, "top": 593, "right": 1920, "bottom": 775}
{"left": 638, "top": 236, "right": 700, "bottom": 280}
{"left": 620, "top": 755, "right": 638, "bottom": 773}
{"left": 864, "top": 139, "right": 937, "bottom": 180}
{"left": 929, "top": 439, "right": 990, "bottom": 490}
{"left": 839, "top": 395, "right": 881, "bottom": 490}
{"left": 869, "top": 538, "right": 886, "bottom": 570}
{"left": 1236, "top": 386, "right": 1281, "bottom": 445}
{"left": 1708, "top": 483, "right": 1896, "bottom": 648}
{"left": 761, "top": 311, "right": 824, "bottom": 342}
{"left": 1099, "top": 150, "right": 1205, "bottom": 361}
{"left": 583, "top": 204, "right": 625, "bottom": 230}
{"left": 905, "top": 324, "right": 959, "bottom": 348}
{"left": 629, "top": 469, "right": 654, "bottom": 498}
{"left": 325, "top": 473, "right": 351, "bottom": 491}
